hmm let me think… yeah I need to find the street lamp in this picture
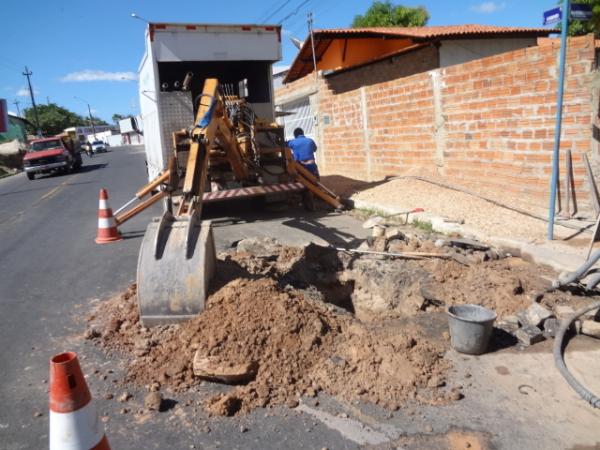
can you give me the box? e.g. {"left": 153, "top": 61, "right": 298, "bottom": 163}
{"left": 130, "top": 12, "right": 150, "bottom": 23}
{"left": 73, "top": 96, "right": 96, "bottom": 140}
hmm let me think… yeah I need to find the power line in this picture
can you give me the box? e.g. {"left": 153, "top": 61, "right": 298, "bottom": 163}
{"left": 256, "top": 0, "right": 287, "bottom": 23}
{"left": 262, "top": 0, "right": 295, "bottom": 24}
{"left": 278, "top": 0, "right": 313, "bottom": 25}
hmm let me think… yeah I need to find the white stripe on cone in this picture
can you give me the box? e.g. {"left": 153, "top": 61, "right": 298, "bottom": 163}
{"left": 98, "top": 199, "right": 110, "bottom": 210}
{"left": 97, "top": 217, "right": 117, "bottom": 229}
{"left": 50, "top": 400, "right": 104, "bottom": 450}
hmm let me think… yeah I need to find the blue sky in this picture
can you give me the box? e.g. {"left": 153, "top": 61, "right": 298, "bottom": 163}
{"left": 1, "top": 0, "right": 558, "bottom": 122}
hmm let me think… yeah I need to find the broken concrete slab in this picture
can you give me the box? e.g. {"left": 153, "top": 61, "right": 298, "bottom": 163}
{"left": 362, "top": 216, "right": 386, "bottom": 229}
{"left": 554, "top": 305, "right": 575, "bottom": 320}
{"left": 525, "top": 303, "right": 553, "bottom": 327}
{"left": 193, "top": 353, "right": 258, "bottom": 384}
{"left": 581, "top": 320, "right": 600, "bottom": 338}
{"left": 448, "top": 238, "right": 489, "bottom": 252}
{"left": 384, "top": 227, "right": 404, "bottom": 240}
{"left": 236, "top": 237, "right": 281, "bottom": 257}
{"left": 543, "top": 318, "right": 559, "bottom": 338}
{"left": 515, "top": 325, "right": 545, "bottom": 346}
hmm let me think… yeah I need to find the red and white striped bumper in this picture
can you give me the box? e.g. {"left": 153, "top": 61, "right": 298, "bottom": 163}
{"left": 201, "top": 182, "right": 304, "bottom": 203}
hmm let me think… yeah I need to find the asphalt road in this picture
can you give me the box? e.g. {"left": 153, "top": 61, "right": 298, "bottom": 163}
{"left": 0, "top": 146, "right": 370, "bottom": 450}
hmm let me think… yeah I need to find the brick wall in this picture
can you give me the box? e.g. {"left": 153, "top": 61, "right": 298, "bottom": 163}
{"left": 276, "top": 35, "right": 598, "bottom": 212}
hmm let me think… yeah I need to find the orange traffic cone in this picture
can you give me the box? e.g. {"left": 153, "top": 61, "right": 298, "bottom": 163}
{"left": 95, "top": 188, "right": 122, "bottom": 244}
{"left": 49, "top": 352, "right": 111, "bottom": 450}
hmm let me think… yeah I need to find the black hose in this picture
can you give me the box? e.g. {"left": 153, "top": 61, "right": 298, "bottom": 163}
{"left": 553, "top": 300, "right": 600, "bottom": 408}
{"left": 552, "top": 249, "right": 600, "bottom": 288}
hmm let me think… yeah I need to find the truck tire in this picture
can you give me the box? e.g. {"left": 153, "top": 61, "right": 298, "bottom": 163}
{"left": 74, "top": 154, "right": 83, "bottom": 170}
{"left": 26, "top": 172, "right": 35, "bottom": 180}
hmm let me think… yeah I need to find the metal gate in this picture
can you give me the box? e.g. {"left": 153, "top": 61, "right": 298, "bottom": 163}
{"left": 280, "top": 96, "right": 314, "bottom": 141}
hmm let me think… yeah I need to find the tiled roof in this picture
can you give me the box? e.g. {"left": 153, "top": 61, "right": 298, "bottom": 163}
{"left": 313, "top": 24, "right": 554, "bottom": 39}
{"left": 284, "top": 24, "right": 556, "bottom": 83}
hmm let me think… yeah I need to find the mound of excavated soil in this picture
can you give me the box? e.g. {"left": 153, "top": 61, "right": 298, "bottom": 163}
{"left": 88, "top": 275, "right": 448, "bottom": 415}
{"left": 86, "top": 238, "right": 562, "bottom": 416}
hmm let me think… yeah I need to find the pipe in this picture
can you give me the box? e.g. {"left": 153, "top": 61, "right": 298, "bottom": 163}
{"left": 552, "top": 249, "right": 600, "bottom": 288}
{"left": 585, "top": 272, "right": 600, "bottom": 291}
{"left": 182, "top": 72, "right": 193, "bottom": 91}
{"left": 554, "top": 300, "right": 600, "bottom": 408}
{"left": 548, "top": 0, "right": 571, "bottom": 240}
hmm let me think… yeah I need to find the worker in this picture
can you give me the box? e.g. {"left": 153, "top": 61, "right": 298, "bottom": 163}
{"left": 288, "top": 127, "right": 319, "bottom": 179}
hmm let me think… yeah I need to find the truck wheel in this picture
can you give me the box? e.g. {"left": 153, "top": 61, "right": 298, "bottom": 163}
{"left": 26, "top": 172, "right": 35, "bottom": 180}
{"left": 302, "top": 190, "right": 316, "bottom": 212}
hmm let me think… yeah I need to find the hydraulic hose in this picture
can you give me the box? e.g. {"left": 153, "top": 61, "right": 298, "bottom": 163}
{"left": 553, "top": 300, "right": 600, "bottom": 408}
{"left": 552, "top": 249, "right": 600, "bottom": 288}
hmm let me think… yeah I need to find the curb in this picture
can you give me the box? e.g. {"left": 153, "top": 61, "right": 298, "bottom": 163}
{"left": 348, "top": 198, "right": 589, "bottom": 274}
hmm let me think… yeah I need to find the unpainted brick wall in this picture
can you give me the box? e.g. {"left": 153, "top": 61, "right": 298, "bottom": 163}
{"left": 276, "top": 35, "right": 598, "bottom": 212}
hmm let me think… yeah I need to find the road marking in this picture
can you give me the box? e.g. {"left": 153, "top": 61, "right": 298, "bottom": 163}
{"left": 296, "top": 404, "right": 392, "bottom": 445}
{"left": 0, "top": 174, "right": 82, "bottom": 226}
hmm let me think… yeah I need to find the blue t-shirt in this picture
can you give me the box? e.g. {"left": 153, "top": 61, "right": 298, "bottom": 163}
{"left": 288, "top": 135, "right": 317, "bottom": 162}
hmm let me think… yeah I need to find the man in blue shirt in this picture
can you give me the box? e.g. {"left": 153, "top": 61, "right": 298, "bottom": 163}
{"left": 287, "top": 127, "right": 319, "bottom": 179}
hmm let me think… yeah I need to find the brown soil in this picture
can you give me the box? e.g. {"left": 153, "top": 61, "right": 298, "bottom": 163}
{"left": 88, "top": 277, "right": 448, "bottom": 415}
{"left": 86, "top": 237, "right": 571, "bottom": 416}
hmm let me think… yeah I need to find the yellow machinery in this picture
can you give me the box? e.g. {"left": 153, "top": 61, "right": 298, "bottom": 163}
{"left": 112, "top": 79, "right": 342, "bottom": 326}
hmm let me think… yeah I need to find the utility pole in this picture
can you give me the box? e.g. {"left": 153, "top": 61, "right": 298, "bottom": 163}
{"left": 46, "top": 96, "right": 50, "bottom": 105}
{"left": 23, "top": 66, "right": 42, "bottom": 136}
{"left": 74, "top": 96, "right": 97, "bottom": 140}
{"left": 12, "top": 100, "right": 20, "bottom": 117}
{"left": 307, "top": 12, "right": 318, "bottom": 80}
{"left": 87, "top": 103, "right": 97, "bottom": 139}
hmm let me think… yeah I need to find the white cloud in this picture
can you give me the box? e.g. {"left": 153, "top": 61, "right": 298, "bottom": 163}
{"left": 470, "top": 1, "right": 506, "bottom": 13}
{"left": 16, "top": 87, "right": 39, "bottom": 97}
{"left": 60, "top": 70, "right": 137, "bottom": 82}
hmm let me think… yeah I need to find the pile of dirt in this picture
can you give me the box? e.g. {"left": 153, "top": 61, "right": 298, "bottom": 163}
{"left": 86, "top": 237, "right": 564, "bottom": 416}
{"left": 88, "top": 275, "right": 448, "bottom": 415}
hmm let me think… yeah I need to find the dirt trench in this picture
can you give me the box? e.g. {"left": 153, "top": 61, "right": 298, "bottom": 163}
{"left": 85, "top": 235, "right": 564, "bottom": 416}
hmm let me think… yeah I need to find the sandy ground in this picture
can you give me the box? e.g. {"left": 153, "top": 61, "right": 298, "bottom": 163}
{"left": 321, "top": 175, "right": 594, "bottom": 249}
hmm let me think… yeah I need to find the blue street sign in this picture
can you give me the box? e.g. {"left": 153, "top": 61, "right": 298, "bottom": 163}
{"left": 544, "top": 6, "right": 562, "bottom": 25}
{"left": 571, "top": 3, "right": 593, "bottom": 20}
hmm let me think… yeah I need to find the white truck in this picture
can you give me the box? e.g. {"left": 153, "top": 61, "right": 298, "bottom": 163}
{"left": 138, "top": 22, "right": 282, "bottom": 181}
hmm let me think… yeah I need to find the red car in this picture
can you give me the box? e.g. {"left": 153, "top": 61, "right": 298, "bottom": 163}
{"left": 23, "top": 136, "right": 83, "bottom": 180}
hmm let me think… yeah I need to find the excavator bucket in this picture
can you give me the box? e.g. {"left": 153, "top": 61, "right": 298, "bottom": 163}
{"left": 137, "top": 213, "right": 216, "bottom": 327}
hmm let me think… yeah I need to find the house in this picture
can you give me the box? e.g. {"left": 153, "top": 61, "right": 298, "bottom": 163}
{"left": 275, "top": 25, "right": 598, "bottom": 211}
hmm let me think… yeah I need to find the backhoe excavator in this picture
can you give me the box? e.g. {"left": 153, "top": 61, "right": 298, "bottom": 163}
{"left": 110, "top": 78, "right": 343, "bottom": 326}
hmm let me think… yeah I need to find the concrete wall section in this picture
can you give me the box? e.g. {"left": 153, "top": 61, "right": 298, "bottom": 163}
{"left": 439, "top": 37, "right": 537, "bottom": 68}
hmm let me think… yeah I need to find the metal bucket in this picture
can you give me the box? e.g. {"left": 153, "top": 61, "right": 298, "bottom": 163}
{"left": 447, "top": 304, "right": 497, "bottom": 355}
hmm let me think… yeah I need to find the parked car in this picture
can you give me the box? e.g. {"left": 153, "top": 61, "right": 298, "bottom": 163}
{"left": 23, "top": 136, "right": 83, "bottom": 180}
{"left": 91, "top": 140, "right": 107, "bottom": 153}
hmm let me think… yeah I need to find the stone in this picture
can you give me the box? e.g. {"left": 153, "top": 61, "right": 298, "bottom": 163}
{"left": 526, "top": 303, "right": 553, "bottom": 327}
{"left": 448, "top": 238, "right": 489, "bottom": 251}
{"left": 582, "top": 307, "right": 600, "bottom": 321}
{"left": 581, "top": 320, "right": 600, "bottom": 338}
{"left": 543, "top": 318, "right": 559, "bottom": 338}
{"left": 496, "top": 317, "right": 519, "bottom": 335}
{"left": 103, "top": 393, "right": 114, "bottom": 400}
{"left": 362, "top": 216, "right": 385, "bottom": 229}
{"left": 144, "top": 392, "right": 163, "bottom": 411}
{"left": 554, "top": 305, "right": 575, "bottom": 320}
{"left": 33, "top": 411, "right": 43, "bottom": 418}
{"left": 117, "top": 391, "right": 132, "bottom": 403}
{"left": 84, "top": 327, "right": 101, "bottom": 340}
{"left": 384, "top": 227, "right": 404, "bottom": 240}
{"left": 515, "top": 325, "right": 545, "bottom": 346}
{"left": 369, "top": 237, "right": 387, "bottom": 252}
{"left": 236, "top": 237, "right": 280, "bottom": 257}
{"left": 515, "top": 310, "right": 531, "bottom": 327}
{"left": 434, "top": 239, "right": 446, "bottom": 248}
{"left": 372, "top": 225, "right": 386, "bottom": 238}
{"left": 239, "top": 425, "right": 248, "bottom": 433}
{"left": 193, "top": 353, "right": 258, "bottom": 383}
{"left": 512, "top": 279, "right": 524, "bottom": 295}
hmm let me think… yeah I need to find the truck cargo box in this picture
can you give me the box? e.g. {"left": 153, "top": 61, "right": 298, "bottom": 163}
{"left": 138, "top": 23, "right": 282, "bottom": 180}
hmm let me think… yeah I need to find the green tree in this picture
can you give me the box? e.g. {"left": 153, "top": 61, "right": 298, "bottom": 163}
{"left": 557, "top": 0, "right": 600, "bottom": 36}
{"left": 23, "top": 103, "right": 84, "bottom": 136}
{"left": 112, "top": 113, "right": 127, "bottom": 124}
{"left": 352, "top": 1, "right": 429, "bottom": 28}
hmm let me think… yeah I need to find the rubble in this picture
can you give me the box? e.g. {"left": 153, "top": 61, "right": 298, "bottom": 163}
{"left": 515, "top": 325, "right": 545, "bottom": 346}
{"left": 525, "top": 303, "right": 553, "bottom": 328}
{"left": 87, "top": 226, "right": 592, "bottom": 417}
{"left": 581, "top": 320, "right": 600, "bottom": 338}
